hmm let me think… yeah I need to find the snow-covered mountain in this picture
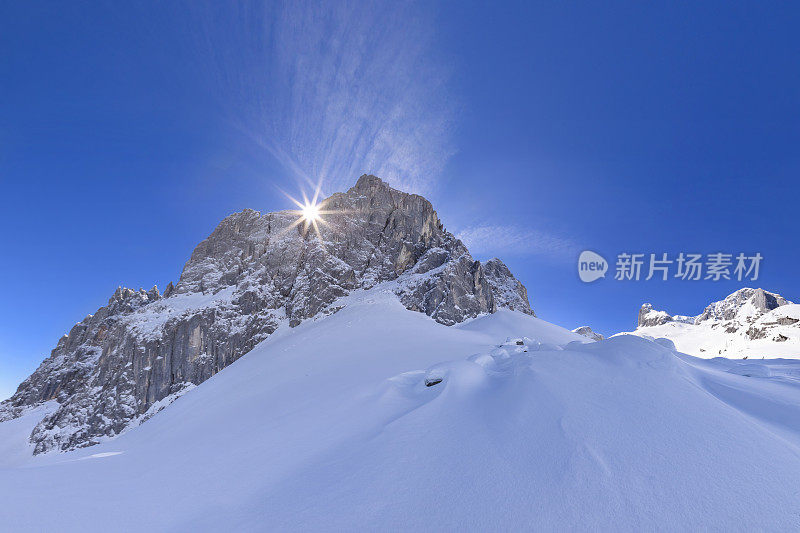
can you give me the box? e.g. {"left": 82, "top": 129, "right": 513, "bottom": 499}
{"left": 2, "top": 287, "right": 800, "bottom": 530}
{"left": 0, "top": 175, "right": 531, "bottom": 454}
{"left": 624, "top": 288, "right": 800, "bottom": 358}
{"left": 4, "top": 177, "right": 800, "bottom": 529}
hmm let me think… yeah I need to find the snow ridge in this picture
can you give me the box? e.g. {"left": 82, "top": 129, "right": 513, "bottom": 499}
{"left": 4, "top": 298, "right": 800, "bottom": 530}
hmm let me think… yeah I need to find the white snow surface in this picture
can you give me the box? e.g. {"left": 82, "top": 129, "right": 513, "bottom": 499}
{"left": 0, "top": 401, "right": 58, "bottom": 469}
{"left": 3, "top": 289, "right": 800, "bottom": 530}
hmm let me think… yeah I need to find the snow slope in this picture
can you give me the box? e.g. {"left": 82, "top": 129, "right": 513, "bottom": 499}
{"left": 2, "top": 288, "right": 800, "bottom": 531}
{"left": 0, "top": 401, "right": 58, "bottom": 469}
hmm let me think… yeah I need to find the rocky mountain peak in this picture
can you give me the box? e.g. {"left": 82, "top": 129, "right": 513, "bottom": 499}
{"left": 572, "top": 326, "right": 604, "bottom": 341}
{"left": 637, "top": 303, "right": 675, "bottom": 327}
{"left": 351, "top": 173, "right": 396, "bottom": 194}
{"left": 636, "top": 288, "right": 792, "bottom": 329}
{"left": 695, "top": 288, "right": 791, "bottom": 323}
{"left": 629, "top": 288, "right": 799, "bottom": 359}
{"left": 1, "top": 175, "right": 533, "bottom": 454}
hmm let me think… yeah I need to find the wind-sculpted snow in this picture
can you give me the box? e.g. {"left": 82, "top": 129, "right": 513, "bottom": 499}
{"left": 2, "top": 294, "right": 800, "bottom": 530}
{"left": 0, "top": 175, "right": 532, "bottom": 454}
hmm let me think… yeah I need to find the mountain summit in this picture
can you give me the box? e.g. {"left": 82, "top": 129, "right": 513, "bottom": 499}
{"left": 0, "top": 175, "right": 532, "bottom": 454}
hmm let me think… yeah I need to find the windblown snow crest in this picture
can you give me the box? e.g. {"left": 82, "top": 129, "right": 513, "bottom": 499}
{"left": 0, "top": 175, "right": 532, "bottom": 454}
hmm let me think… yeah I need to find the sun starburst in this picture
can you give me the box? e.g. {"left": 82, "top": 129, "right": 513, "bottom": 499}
{"left": 301, "top": 201, "right": 321, "bottom": 223}
{"left": 278, "top": 182, "right": 339, "bottom": 246}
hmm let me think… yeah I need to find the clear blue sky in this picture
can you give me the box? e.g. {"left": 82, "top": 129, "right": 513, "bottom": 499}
{"left": 1, "top": 1, "right": 799, "bottom": 399}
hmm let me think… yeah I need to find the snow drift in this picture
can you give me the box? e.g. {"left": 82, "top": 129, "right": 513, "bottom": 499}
{"left": 2, "top": 287, "right": 800, "bottom": 531}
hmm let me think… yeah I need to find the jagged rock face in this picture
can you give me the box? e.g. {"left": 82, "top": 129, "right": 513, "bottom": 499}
{"left": 638, "top": 289, "right": 791, "bottom": 329}
{"left": 637, "top": 303, "right": 695, "bottom": 328}
{"left": 695, "top": 288, "right": 789, "bottom": 323}
{"left": 0, "top": 175, "right": 533, "bottom": 454}
{"left": 483, "top": 258, "right": 534, "bottom": 317}
{"left": 572, "top": 326, "right": 603, "bottom": 341}
{"left": 628, "top": 288, "right": 799, "bottom": 359}
{"left": 638, "top": 303, "right": 671, "bottom": 327}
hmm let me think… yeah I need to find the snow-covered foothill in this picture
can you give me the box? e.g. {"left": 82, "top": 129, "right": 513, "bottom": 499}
{"left": 2, "top": 291, "right": 800, "bottom": 530}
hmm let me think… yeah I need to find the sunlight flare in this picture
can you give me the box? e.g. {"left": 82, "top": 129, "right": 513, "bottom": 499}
{"left": 278, "top": 183, "right": 338, "bottom": 246}
{"left": 301, "top": 201, "right": 321, "bottom": 223}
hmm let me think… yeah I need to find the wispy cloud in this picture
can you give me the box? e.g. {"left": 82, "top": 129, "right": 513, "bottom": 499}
{"left": 195, "top": 0, "right": 455, "bottom": 196}
{"left": 456, "top": 224, "right": 582, "bottom": 262}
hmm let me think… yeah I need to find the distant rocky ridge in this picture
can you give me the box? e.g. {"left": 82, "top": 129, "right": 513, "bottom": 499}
{"left": 629, "top": 288, "right": 800, "bottom": 358}
{"left": 637, "top": 303, "right": 694, "bottom": 328}
{"left": 572, "top": 326, "right": 604, "bottom": 341}
{"left": 0, "top": 175, "right": 533, "bottom": 454}
{"left": 638, "top": 288, "right": 791, "bottom": 328}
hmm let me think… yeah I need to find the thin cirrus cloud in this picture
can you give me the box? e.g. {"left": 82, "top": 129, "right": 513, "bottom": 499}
{"left": 194, "top": 0, "right": 456, "bottom": 197}
{"left": 456, "top": 224, "right": 582, "bottom": 262}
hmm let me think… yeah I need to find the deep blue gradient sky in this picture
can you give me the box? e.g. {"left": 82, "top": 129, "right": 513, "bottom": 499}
{"left": 2, "top": 1, "right": 799, "bottom": 399}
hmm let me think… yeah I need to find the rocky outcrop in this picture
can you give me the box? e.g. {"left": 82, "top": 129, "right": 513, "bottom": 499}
{"left": 572, "top": 326, "right": 604, "bottom": 341}
{"left": 695, "top": 288, "right": 789, "bottom": 323}
{"left": 637, "top": 303, "right": 696, "bottom": 328}
{"left": 637, "top": 303, "right": 674, "bottom": 327}
{"left": 483, "top": 258, "right": 534, "bottom": 316}
{"left": 627, "top": 288, "right": 799, "bottom": 359}
{"left": 0, "top": 175, "right": 533, "bottom": 454}
{"left": 637, "top": 289, "right": 792, "bottom": 330}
